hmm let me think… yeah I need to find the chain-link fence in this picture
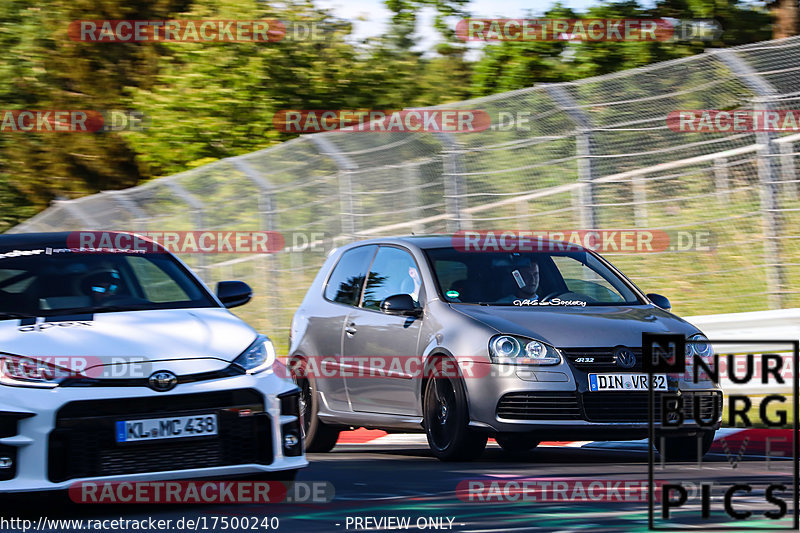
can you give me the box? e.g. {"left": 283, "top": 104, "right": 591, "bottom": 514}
{"left": 10, "top": 36, "right": 800, "bottom": 351}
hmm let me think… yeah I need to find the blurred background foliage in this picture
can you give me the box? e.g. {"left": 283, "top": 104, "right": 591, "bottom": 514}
{"left": 0, "top": 0, "right": 773, "bottom": 232}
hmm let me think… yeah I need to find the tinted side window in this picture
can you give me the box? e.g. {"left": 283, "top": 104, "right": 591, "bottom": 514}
{"left": 0, "top": 269, "right": 32, "bottom": 294}
{"left": 324, "top": 245, "right": 377, "bottom": 306}
{"left": 125, "top": 256, "right": 191, "bottom": 303}
{"left": 362, "top": 247, "right": 421, "bottom": 310}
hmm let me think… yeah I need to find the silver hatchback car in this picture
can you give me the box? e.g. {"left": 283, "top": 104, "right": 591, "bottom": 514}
{"left": 289, "top": 236, "right": 721, "bottom": 461}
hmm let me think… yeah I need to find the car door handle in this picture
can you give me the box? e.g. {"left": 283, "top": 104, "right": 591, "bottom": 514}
{"left": 345, "top": 323, "right": 357, "bottom": 336}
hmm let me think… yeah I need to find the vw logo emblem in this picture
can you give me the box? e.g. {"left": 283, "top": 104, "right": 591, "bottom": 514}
{"left": 148, "top": 370, "right": 177, "bottom": 392}
{"left": 614, "top": 347, "right": 637, "bottom": 369}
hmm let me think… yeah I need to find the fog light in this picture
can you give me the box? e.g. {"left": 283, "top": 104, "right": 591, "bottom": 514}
{"left": 0, "top": 446, "right": 17, "bottom": 480}
{"left": 284, "top": 433, "right": 300, "bottom": 449}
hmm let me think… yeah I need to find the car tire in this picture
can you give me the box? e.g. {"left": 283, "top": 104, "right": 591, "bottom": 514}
{"left": 654, "top": 430, "right": 716, "bottom": 462}
{"left": 294, "top": 367, "right": 340, "bottom": 453}
{"left": 495, "top": 433, "right": 540, "bottom": 454}
{"left": 423, "top": 360, "right": 487, "bottom": 461}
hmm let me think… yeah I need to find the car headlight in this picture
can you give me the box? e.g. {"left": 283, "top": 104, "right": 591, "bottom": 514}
{"left": 489, "top": 335, "right": 561, "bottom": 366}
{"left": 0, "top": 354, "right": 69, "bottom": 388}
{"left": 686, "top": 333, "right": 713, "bottom": 360}
{"left": 686, "top": 333, "right": 714, "bottom": 379}
{"left": 233, "top": 335, "right": 277, "bottom": 374}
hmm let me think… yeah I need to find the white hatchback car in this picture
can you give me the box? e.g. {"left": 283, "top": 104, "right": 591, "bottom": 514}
{"left": 0, "top": 232, "right": 305, "bottom": 492}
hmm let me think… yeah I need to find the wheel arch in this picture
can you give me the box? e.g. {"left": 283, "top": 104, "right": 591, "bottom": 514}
{"left": 420, "top": 349, "right": 475, "bottom": 419}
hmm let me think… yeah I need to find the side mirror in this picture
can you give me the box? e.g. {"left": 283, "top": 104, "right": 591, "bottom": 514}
{"left": 646, "top": 293, "right": 671, "bottom": 311}
{"left": 380, "top": 294, "right": 421, "bottom": 317}
{"left": 217, "top": 281, "right": 253, "bottom": 308}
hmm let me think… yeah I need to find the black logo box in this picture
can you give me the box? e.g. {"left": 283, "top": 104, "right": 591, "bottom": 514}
{"left": 643, "top": 335, "right": 800, "bottom": 530}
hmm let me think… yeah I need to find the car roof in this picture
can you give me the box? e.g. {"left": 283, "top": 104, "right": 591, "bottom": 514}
{"left": 342, "top": 234, "right": 589, "bottom": 252}
{"left": 0, "top": 231, "right": 163, "bottom": 252}
{"left": 0, "top": 231, "right": 74, "bottom": 249}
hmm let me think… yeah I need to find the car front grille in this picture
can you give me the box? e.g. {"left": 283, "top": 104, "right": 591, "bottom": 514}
{"left": 48, "top": 389, "right": 272, "bottom": 483}
{"left": 497, "top": 391, "right": 722, "bottom": 423}
{"left": 582, "top": 391, "right": 721, "bottom": 422}
{"left": 560, "top": 347, "right": 643, "bottom": 372}
{"left": 496, "top": 392, "right": 582, "bottom": 420}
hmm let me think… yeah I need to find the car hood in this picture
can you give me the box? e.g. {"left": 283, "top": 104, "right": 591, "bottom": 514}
{"left": 451, "top": 304, "right": 700, "bottom": 348}
{"left": 0, "top": 308, "right": 257, "bottom": 375}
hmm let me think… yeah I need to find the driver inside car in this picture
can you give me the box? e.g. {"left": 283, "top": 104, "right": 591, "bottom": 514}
{"left": 497, "top": 260, "right": 540, "bottom": 303}
{"left": 79, "top": 268, "right": 124, "bottom": 305}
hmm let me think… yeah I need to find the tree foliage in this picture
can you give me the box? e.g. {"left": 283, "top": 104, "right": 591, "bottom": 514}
{"left": 0, "top": 0, "right": 774, "bottom": 231}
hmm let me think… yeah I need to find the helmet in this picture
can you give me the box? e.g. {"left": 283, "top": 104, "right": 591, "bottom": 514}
{"left": 80, "top": 269, "right": 122, "bottom": 297}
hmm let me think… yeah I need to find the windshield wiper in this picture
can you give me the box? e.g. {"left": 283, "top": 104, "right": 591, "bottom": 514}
{"left": 39, "top": 304, "right": 153, "bottom": 316}
{"left": 0, "top": 312, "right": 36, "bottom": 320}
{"left": 453, "top": 302, "right": 514, "bottom": 306}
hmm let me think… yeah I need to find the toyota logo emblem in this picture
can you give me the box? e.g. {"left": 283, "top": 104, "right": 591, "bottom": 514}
{"left": 148, "top": 371, "right": 177, "bottom": 392}
{"left": 614, "top": 347, "right": 637, "bottom": 369}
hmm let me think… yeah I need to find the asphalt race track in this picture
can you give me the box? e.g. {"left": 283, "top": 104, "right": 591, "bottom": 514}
{"left": 6, "top": 438, "right": 796, "bottom": 532}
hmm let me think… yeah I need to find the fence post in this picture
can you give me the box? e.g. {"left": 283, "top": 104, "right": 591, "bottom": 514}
{"left": 164, "top": 180, "right": 207, "bottom": 274}
{"left": 545, "top": 84, "right": 597, "bottom": 229}
{"left": 231, "top": 158, "right": 277, "bottom": 232}
{"left": 778, "top": 140, "right": 798, "bottom": 201}
{"left": 309, "top": 135, "right": 359, "bottom": 239}
{"left": 436, "top": 132, "right": 467, "bottom": 232}
{"left": 231, "top": 156, "right": 280, "bottom": 333}
{"left": 717, "top": 50, "right": 784, "bottom": 309}
{"left": 713, "top": 158, "right": 730, "bottom": 205}
{"left": 632, "top": 177, "right": 648, "bottom": 228}
{"left": 404, "top": 162, "right": 425, "bottom": 233}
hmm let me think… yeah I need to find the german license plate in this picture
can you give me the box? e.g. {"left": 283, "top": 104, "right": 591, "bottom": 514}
{"left": 115, "top": 413, "right": 218, "bottom": 443}
{"left": 588, "top": 373, "right": 667, "bottom": 391}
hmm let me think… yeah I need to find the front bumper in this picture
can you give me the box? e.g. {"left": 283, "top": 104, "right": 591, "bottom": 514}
{"left": 464, "top": 361, "right": 722, "bottom": 438}
{"left": 0, "top": 370, "right": 307, "bottom": 492}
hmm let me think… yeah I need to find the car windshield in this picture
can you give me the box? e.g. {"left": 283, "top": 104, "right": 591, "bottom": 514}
{"left": 0, "top": 247, "right": 217, "bottom": 318}
{"left": 424, "top": 247, "right": 642, "bottom": 306}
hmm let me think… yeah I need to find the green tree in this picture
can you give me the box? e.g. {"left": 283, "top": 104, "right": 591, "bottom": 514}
{"left": 0, "top": 0, "right": 183, "bottom": 229}
{"left": 0, "top": 0, "right": 777, "bottom": 233}
{"left": 470, "top": 0, "right": 773, "bottom": 96}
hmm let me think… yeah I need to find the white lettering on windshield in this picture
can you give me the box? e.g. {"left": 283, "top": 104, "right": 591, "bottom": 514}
{"left": 0, "top": 249, "right": 45, "bottom": 260}
{"left": 513, "top": 298, "right": 587, "bottom": 307}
